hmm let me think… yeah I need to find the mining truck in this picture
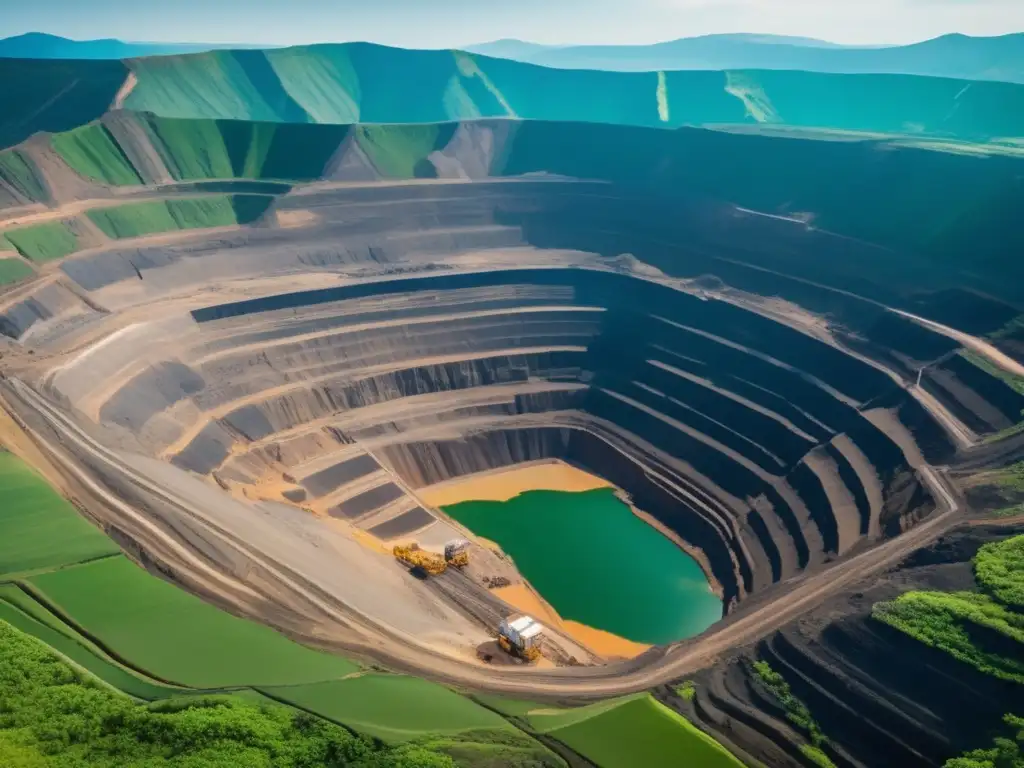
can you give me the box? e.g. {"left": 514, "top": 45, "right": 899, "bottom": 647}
{"left": 498, "top": 614, "right": 544, "bottom": 662}
{"left": 444, "top": 538, "right": 470, "bottom": 568}
{"left": 393, "top": 542, "right": 447, "bottom": 576}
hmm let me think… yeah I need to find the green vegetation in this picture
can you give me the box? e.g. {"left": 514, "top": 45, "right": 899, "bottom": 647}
{"left": 873, "top": 591, "right": 1024, "bottom": 683}
{"left": 0, "top": 257, "right": 33, "bottom": 285}
{"left": 3, "top": 221, "right": 81, "bottom": 263}
{"left": 529, "top": 694, "right": 743, "bottom": 768}
{"left": 752, "top": 661, "right": 832, "bottom": 757}
{"left": 0, "top": 149, "right": 47, "bottom": 202}
{"left": 355, "top": 124, "right": 457, "bottom": 178}
{"left": 141, "top": 115, "right": 348, "bottom": 182}
{"left": 975, "top": 537, "right": 1024, "bottom": 609}
{"left": 873, "top": 535, "right": 1024, "bottom": 684}
{"left": 0, "top": 590, "right": 181, "bottom": 701}
{"left": 50, "top": 124, "right": 141, "bottom": 186}
{"left": 407, "top": 730, "right": 565, "bottom": 768}
{"left": 675, "top": 681, "right": 696, "bottom": 701}
{"left": 800, "top": 745, "right": 839, "bottom": 768}
{"left": 263, "top": 675, "right": 511, "bottom": 744}
{"left": 28, "top": 556, "right": 358, "bottom": 688}
{"left": 0, "top": 618, "right": 459, "bottom": 767}
{"left": 87, "top": 195, "right": 273, "bottom": 239}
{"left": 945, "top": 714, "right": 1023, "bottom": 768}
{"left": 961, "top": 351, "right": 1024, "bottom": 396}
{"left": 0, "top": 452, "right": 118, "bottom": 577}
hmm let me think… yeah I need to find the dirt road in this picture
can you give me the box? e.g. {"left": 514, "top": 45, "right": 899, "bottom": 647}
{"left": 2, "top": 375, "right": 964, "bottom": 699}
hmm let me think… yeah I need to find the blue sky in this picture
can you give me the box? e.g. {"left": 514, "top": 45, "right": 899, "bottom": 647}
{"left": 1, "top": 0, "right": 1020, "bottom": 47}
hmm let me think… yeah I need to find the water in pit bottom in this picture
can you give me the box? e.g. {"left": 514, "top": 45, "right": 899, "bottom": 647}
{"left": 443, "top": 488, "right": 723, "bottom": 645}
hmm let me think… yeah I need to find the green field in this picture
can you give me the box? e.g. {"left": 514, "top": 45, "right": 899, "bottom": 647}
{"left": 50, "top": 123, "right": 142, "bottom": 186}
{"left": 0, "top": 256, "right": 33, "bottom": 285}
{"left": 28, "top": 555, "right": 359, "bottom": 687}
{"left": 529, "top": 694, "right": 743, "bottom": 768}
{"left": 3, "top": 220, "right": 82, "bottom": 262}
{"left": 263, "top": 674, "right": 512, "bottom": 743}
{"left": 0, "top": 452, "right": 118, "bottom": 577}
{"left": 0, "top": 618, "right": 464, "bottom": 767}
{"left": 0, "top": 590, "right": 182, "bottom": 700}
{"left": 86, "top": 194, "right": 273, "bottom": 238}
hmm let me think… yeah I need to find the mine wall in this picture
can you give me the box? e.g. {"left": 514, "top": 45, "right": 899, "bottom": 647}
{"left": 687, "top": 525, "right": 1024, "bottom": 768}
{"left": 31, "top": 262, "right": 995, "bottom": 615}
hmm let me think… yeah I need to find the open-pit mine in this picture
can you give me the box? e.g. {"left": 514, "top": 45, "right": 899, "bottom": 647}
{"left": 1, "top": 44, "right": 1023, "bottom": 767}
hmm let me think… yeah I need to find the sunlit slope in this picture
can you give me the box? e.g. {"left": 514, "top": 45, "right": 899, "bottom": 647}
{"left": 108, "top": 44, "right": 1024, "bottom": 142}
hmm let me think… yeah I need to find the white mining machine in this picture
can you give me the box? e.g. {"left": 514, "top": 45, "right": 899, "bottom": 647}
{"left": 498, "top": 614, "right": 544, "bottom": 662}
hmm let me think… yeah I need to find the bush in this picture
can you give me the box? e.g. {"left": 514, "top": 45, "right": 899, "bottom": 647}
{"left": 975, "top": 536, "right": 1024, "bottom": 609}
{"left": 752, "top": 661, "right": 829, "bottom": 748}
{"left": 800, "top": 744, "right": 838, "bottom": 768}
{"left": 944, "top": 713, "right": 1023, "bottom": 768}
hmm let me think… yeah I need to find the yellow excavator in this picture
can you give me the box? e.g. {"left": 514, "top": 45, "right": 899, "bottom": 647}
{"left": 393, "top": 543, "right": 447, "bottom": 576}
{"left": 444, "top": 539, "right": 470, "bottom": 568}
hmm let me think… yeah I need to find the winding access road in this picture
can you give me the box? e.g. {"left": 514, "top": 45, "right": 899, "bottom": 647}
{"left": 4, "top": 376, "right": 963, "bottom": 699}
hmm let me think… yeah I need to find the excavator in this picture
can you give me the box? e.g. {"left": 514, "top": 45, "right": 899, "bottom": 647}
{"left": 393, "top": 543, "right": 447, "bottom": 576}
{"left": 444, "top": 539, "right": 470, "bottom": 568}
{"left": 393, "top": 539, "right": 471, "bottom": 576}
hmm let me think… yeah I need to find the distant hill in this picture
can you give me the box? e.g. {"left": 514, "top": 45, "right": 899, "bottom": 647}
{"left": 468, "top": 32, "right": 1024, "bottom": 83}
{"left": 2, "top": 42, "right": 1023, "bottom": 150}
{"left": 0, "top": 32, "right": 264, "bottom": 60}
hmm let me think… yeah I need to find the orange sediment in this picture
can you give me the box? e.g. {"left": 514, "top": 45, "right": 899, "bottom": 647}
{"left": 494, "top": 583, "right": 651, "bottom": 660}
{"left": 417, "top": 460, "right": 612, "bottom": 507}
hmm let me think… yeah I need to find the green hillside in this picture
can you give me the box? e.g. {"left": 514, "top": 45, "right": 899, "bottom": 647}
{"left": 51, "top": 123, "right": 142, "bottom": 185}
{"left": 0, "top": 44, "right": 1012, "bottom": 151}
{"left": 87, "top": 194, "right": 274, "bottom": 238}
{"left": 141, "top": 115, "right": 350, "bottom": 181}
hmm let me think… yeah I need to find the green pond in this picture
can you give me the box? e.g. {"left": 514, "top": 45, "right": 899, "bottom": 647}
{"left": 443, "top": 488, "right": 722, "bottom": 645}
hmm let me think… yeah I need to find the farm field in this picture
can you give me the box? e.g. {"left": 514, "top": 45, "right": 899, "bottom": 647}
{"left": 28, "top": 555, "right": 360, "bottom": 687}
{"left": 529, "top": 694, "right": 745, "bottom": 768}
{"left": 263, "top": 674, "right": 512, "bottom": 743}
{"left": 0, "top": 451, "right": 117, "bottom": 577}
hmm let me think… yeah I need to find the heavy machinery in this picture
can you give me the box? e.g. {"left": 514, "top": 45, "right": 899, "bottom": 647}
{"left": 444, "top": 539, "right": 470, "bottom": 568}
{"left": 393, "top": 543, "right": 447, "bottom": 576}
{"left": 497, "top": 614, "right": 544, "bottom": 662}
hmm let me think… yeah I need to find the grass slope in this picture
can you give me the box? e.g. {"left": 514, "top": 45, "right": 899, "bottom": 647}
{"left": 0, "top": 257, "right": 33, "bottom": 285}
{"left": 3, "top": 221, "right": 81, "bottom": 263}
{"left": 0, "top": 590, "right": 181, "bottom": 700}
{"left": 50, "top": 123, "right": 141, "bottom": 185}
{"left": 140, "top": 115, "right": 348, "bottom": 181}
{"left": 28, "top": 555, "right": 358, "bottom": 688}
{"left": 356, "top": 124, "right": 458, "bottom": 178}
{"left": 0, "top": 619, "right": 459, "bottom": 767}
{"left": 110, "top": 43, "right": 1024, "bottom": 143}
{"left": 0, "top": 452, "right": 117, "bottom": 577}
{"left": 530, "top": 694, "right": 743, "bottom": 768}
{"left": 87, "top": 194, "right": 273, "bottom": 238}
{"left": 0, "top": 149, "right": 47, "bottom": 202}
{"left": 263, "top": 675, "right": 512, "bottom": 744}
